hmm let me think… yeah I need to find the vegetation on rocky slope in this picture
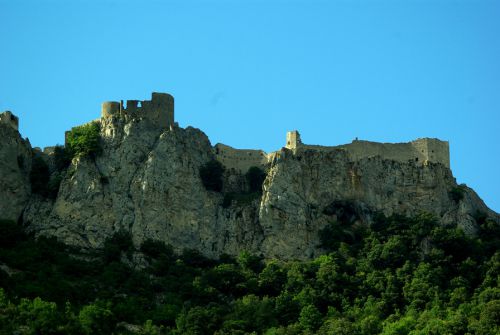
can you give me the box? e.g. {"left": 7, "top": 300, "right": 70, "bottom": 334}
{"left": 0, "top": 211, "right": 499, "bottom": 334}
{"left": 65, "top": 122, "right": 102, "bottom": 159}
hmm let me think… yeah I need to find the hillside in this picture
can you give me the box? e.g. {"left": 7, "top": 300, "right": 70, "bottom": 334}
{"left": 0, "top": 93, "right": 498, "bottom": 260}
{"left": 0, "top": 93, "right": 499, "bottom": 334}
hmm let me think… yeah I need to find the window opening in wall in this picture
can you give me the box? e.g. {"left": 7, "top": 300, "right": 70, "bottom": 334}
{"left": 287, "top": 141, "right": 290, "bottom": 145}
{"left": 415, "top": 157, "right": 419, "bottom": 162}
{"left": 138, "top": 101, "right": 142, "bottom": 108}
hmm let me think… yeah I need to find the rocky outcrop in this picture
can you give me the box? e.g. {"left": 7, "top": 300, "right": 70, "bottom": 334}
{"left": 22, "top": 115, "right": 264, "bottom": 258}
{"left": 2, "top": 111, "right": 498, "bottom": 260}
{"left": 0, "top": 122, "right": 32, "bottom": 222}
{"left": 258, "top": 148, "right": 496, "bottom": 259}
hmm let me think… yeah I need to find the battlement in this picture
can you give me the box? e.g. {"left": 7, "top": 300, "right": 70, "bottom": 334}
{"left": 285, "top": 130, "right": 451, "bottom": 168}
{"left": 0, "top": 111, "right": 19, "bottom": 131}
{"left": 101, "top": 92, "right": 175, "bottom": 128}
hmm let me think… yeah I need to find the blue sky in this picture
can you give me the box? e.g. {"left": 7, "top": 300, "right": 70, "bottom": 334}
{"left": 1, "top": 0, "right": 499, "bottom": 212}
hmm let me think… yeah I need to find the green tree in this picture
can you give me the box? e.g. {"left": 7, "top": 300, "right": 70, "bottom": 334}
{"left": 199, "top": 160, "right": 225, "bottom": 192}
{"left": 65, "top": 122, "right": 102, "bottom": 159}
{"left": 0, "top": 219, "right": 25, "bottom": 248}
{"left": 175, "top": 305, "right": 223, "bottom": 335}
{"left": 78, "top": 301, "right": 115, "bottom": 335}
{"left": 299, "top": 304, "right": 323, "bottom": 332}
{"left": 16, "top": 297, "right": 62, "bottom": 334}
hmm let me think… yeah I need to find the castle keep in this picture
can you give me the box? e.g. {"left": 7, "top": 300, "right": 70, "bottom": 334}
{"left": 101, "top": 92, "right": 175, "bottom": 129}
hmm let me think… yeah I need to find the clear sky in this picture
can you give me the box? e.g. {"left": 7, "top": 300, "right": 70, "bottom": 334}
{"left": 1, "top": 0, "right": 499, "bottom": 212}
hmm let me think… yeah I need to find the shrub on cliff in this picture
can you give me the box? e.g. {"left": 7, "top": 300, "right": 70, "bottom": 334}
{"left": 53, "top": 145, "right": 72, "bottom": 170}
{"left": 29, "top": 156, "right": 63, "bottom": 199}
{"left": 29, "top": 156, "right": 50, "bottom": 196}
{"left": 199, "top": 160, "right": 225, "bottom": 192}
{"left": 449, "top": 185, "right": 466, "bottom": 202}
{"left": 245, "top": 166, "right": 266, "bottom": 194}
{"left": 65, "top": 122, "right": 102, "bottom": 159}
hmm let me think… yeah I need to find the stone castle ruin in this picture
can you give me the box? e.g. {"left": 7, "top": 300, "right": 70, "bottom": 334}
{"left": 4, "top": 92, "right": 451, "bottom": 173}
{"left": 285, "top": 130, "right": 450, "bottom": 168}
{"left": 214, "top": 129, "right": 450, "bottom": 173}
{"left": 101, "top": 92, "right": 175, "bottom": 129}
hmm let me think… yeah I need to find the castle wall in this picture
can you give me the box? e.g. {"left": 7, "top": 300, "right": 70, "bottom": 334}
{"left": 337, "top": 140, "right": 414, "bottom": 163}
{"left": 285, "top": 131, "right": 450, "bottom": 168}
{"left": 214, "top": 143, "right": 268, "bottom": 173}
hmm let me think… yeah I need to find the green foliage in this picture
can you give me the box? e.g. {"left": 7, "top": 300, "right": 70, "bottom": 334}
{"left": 199, "top": 159, "right": 225, "bottom": 192}
{"left": 65, "top": 122, "right": 102, "bottom": 159}
{"left": 79, "top": 301, "right": 115, "bottom": 335}
{"left": 102, "top": 230, "right": 134, "bottom": 263}
{"left": 30, "top": 155, "right": 50, "bottom": 196}
{"left": 176, "top": 305, "right": 223, "bottom": 335}
{"left": 221, "top": 166, "right": 266, "bottom": 208}
{"left": 0, "top": 212, "right": 499, "bottom": 334}
{"left": 299, "top": 304, "right": 322, "bottom": 331}
{"left": 237, "top": 251, "right": 263, "bottom": 273}
{"left": 245, "top": 166, "right": 266, "bottom": 193}
{"left": 140, "top": 238, "right": 174, "bottom": 259}
{"left": 449, "top": 185, "right": 466, "bottom": 202}
{"left": 29, "top": 155, "right": 64, "bottom": 199}
{"left": 16, "top": 297, "right": 61, "bottom": 333}
{"left": 0, "top": 220, "right": 25, "bottom": 248}
{"left": 54, "top": 145, "right": 72, "bottom": 171}
{"left": 47, "top": 173, "right": 63, "bottom": 199}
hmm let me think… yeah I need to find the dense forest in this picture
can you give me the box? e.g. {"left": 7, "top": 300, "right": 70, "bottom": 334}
{"left": 0, "top": 209, "right": 499, "bottom": 334}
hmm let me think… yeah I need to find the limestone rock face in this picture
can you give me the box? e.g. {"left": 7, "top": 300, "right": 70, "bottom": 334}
{"left": 0, "top": 123, "right": 32, "bottom": 222}
{"left": 258, "top": 148, "right": 497, "bottom": 259}
{"left": 22, "top": 117, "right": 263, "bottom": 257}
{"left": 2, "top": 115, "right": 497, "bottom": 260}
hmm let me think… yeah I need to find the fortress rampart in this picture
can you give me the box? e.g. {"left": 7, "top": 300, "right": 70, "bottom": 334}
{"left": 214, "top": 143, "right": 268, "bottom": 173}
{"left": 101, "top": 92, "right": 175, "bottom": 129}
{"left": 12, "top": 91, "right": 450, "bottom": 172}
{"left": 0, "top": 111, "right": 19, "bottom": 131}
{"left": 285, "top": 130, "right": 450, "bottom": 168}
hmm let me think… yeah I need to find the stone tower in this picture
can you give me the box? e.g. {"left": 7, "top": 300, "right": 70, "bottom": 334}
{"left": 410, "top": 138, "right": 450, "bottom": 168}
{"left": 286, "top": 130, "right": 302, "bottom": 150}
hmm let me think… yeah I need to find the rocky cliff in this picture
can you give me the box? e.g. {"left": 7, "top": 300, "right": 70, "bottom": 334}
{"left": 1, "top": 107, "right": 498, "bottom": 260}
{"left": 0, "top": 121, "right": 32, "bottom": 222}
